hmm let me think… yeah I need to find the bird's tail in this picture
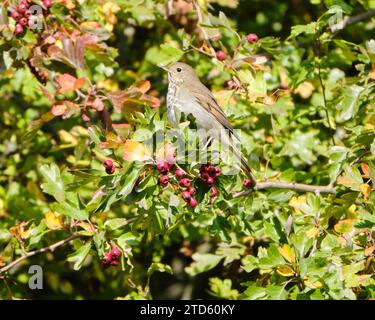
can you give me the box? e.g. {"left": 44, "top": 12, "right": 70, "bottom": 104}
{"left": 232, "top": 143, "right": 257, "bottom": 187}
{"left": 224, "top": 132, "right": 256, "bottom": 187}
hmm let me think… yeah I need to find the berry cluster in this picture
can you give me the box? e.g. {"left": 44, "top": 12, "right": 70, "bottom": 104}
{"left": 102, "top": 246, "right": 121, "bottom": 268}
{"left": 156, "top": 160, "right": 198, "bottom": 208}
{"left": 200, "top": 164, "right": 221, "bottom": 199}
{"left": 9, "top": 0, "right": 53, "bottom": 35}
{"left": 103, "top": 159, "right": 115, "bottom": 175}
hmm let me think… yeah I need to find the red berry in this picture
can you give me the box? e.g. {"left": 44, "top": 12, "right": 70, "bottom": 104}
{"left": 188, "top": 187, "right": 196, "bottom": 196}
{"left": 206, "top": 177, "right": 214, "bottom": 185}
{"left": 159, "top": 175, "right": 169, "bottom": 186}
{"left": 43, "top": 0, "right": 53, "bottom": 8}
{"left": 103, "top": 159, "right": 114, "bottom": 168}
{"left": 181, "top": 191, "right": 191, "bottom": 202}
{"left": 247, "top": 33, "right": 259, "bottom": 43}
{"left": 19, "top": 17, "right": 28, "bottom": 26}
{"left": 11, "top": 11, "right": 19, "bottom": 21}
{"left": 189, "top": 197, "right": 197, "bottom": 208}
{"left": 24, "top": 10, "right": 32, "bottom": 18}
{"left": 243, "top": 179, "right": 252, "bottom": 188}
{"left": 156, "top": 160, "right": 169, "bottom": 174}
{"left": 111, "top": 247, "right": 121, "bottom": 258}
{"left": 14, "top": 24, "right": 24, "bottom": 35}
{"left": 200, "top": 165, "right": 208, "bottom": 173}
{"left": 110, "top": 259, "right": 120, "bottom": 266}
{"left": 216, "top": 50, "right": 226, "bottom": 61}
{"left": 179, "top": 178, "right": 191, "bottom": 188}
{"left": 17, "top": 4, "right": 27, "bottom": 14}
{"left": 103, "top": 252, "right": 112, "bottom": 265}
{"left": 105, "top": 166, "right": 115, "bottom": 175}
{"left": 208, "top": 166, "right": 217, "bottom": 177}
{"left": 174, "top": 169, "right": 185, "bottom": 178}
{"left": 211, "top": 186, "right": 218, "bottom": 197}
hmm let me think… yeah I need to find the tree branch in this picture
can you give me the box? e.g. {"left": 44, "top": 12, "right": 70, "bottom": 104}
{"left": 234, "top": 181, "right": 336, "bottom": 197}
{"left": 330, "top": 9, "right": 375, "bottom": 33}
{"left": 192, "top": 0, "right": 216, "bottom": 57}
{"left": 0, "top": 234, "right": 82, "bottom": 274}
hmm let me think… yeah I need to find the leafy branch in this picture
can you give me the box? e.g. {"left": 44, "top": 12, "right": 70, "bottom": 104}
{"left": 0, "top": 234, "right": 83, "bottom": 275}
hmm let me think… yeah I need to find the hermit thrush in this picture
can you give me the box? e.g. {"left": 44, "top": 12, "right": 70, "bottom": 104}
{"left": 163, "top": 62, "right": 256, "bottom": 184}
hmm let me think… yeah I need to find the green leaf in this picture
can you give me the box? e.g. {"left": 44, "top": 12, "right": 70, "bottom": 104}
{"left": 266, "top": 285, "right": 288, "bottom": 300}
{"left": 289, "top": 22, "right": 317, "bottom": 38}
{"left": 208, "top": 278, "right": 239, "bottom": 299}
{"left": 53, "top": 201, "right": 89, "bottom": 220}
{"left": 241, "top": 284, "right": 267, "bottom": 300}
{"left": 67, "top": 242, "right": 91, "bottom": 271}
{"left": 147, "top": 262, "right": 173, "bottom": 277}
{"left": 118, "top": 163, "right": 143, "bottom": 197}
{"left": 242, "top": 255, "right": 258, "bottom": 273}
{"left": 146, "top": 44, "right": 184, "bottom": 67}
{"left": 335, "top": 85, "right": 364, "bottom": 123}
{"left": 104, "top": 218, "right": 130, "bottom": 231}
{"left": 185, "top": 253, "right": 223, "bottom": 276}
{"left": 39, "top": 164, "right": 65, "bottom": 203}
{"left": 117, "top": 232, "right": 139, "bottom": 247}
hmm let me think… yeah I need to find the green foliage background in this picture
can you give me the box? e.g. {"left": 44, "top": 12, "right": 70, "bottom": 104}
{"left": 0, "top": 0, "right": 374, "bottom": 300}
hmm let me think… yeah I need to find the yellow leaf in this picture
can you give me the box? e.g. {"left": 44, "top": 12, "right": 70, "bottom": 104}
{"left": 77, "top": 222, "right": 97, "bottom": 234}
{"left": 295, "top": 81, "right": 314, "bottom": 99}
{"left": 306, "top": 227, "right": 319, "bottom": 239}
{"left": 276, "top": 265, "right": 295, "bottom": 277}
{"left": 58, "top": 130, "right": 78, "bottom": 145}
{"left": 278, "top": 244, "right": 296, "bottom": 264}
{"left": 122, "top": 140, "right": 152, "bottom": 162}
{"left": 364, "top": 246, "right": 375, "bottom": 255}
{"left": 359, "top": 183, "right": 372, "bottom": 201}
{"left": 10, "top": 221, "right": 31, "bottom": 240}
{"left": 346, "top": 204, "right": 357, "bottom": 219}
{"left": 26, "top": 181, "right": 46, "bottom": 201}
{"left": 289, "top": 195, "right": 307, "bottom": 215}
{"left": 304, "top": 279, "right": 323, "bottom": 289}
{"left": 44, "top": 211, "right": 65, "bottom": 230}
{"left": 334, "top": 219, "right": 354, "bottom": 234}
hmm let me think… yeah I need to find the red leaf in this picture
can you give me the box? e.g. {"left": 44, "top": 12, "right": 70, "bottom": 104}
{"left": 51, "top": 103, "right": 67, "bottom": 116}
{"left": 56, "top": 73, "right": 86, "bottom": 93}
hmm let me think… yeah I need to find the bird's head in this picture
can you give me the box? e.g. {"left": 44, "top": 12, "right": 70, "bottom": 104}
{"left": 161, "top": 62, "right": 199, "bottom": 85}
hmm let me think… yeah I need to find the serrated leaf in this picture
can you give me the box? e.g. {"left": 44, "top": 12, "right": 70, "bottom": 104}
{"left": 67, "top": 242, "right": 91, "bottom": 271}
{"left": 39, "top": 164, "right": 65, "bottom": 203}
{"left": 185, "top": 253, "right": 223, "bottom": 276}
{"left": 147, "top": 262, "right": 173, "bottom": 277}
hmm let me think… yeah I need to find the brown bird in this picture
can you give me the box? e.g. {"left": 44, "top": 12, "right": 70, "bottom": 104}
{"left": 163, "top": 62, "right": 256, "bottom": 185}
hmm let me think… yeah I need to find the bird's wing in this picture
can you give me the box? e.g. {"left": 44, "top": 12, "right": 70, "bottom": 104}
{"left": 190, "top": 84, "right": 240, "bottom": 140}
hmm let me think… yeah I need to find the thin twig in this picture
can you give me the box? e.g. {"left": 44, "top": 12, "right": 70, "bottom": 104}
{"left": 314, "top": 38, "right": 336, "bottom": 145}
{"left": 192, "top": 0, "right": 216, "bottom": 57}
{"left": 330, "top": 9, "right": 375, "bottom": 33}
{"left": 234, "top": 181, "right": 335, "bottom": 197}
{"left": 0, "top": 234, "right": 82, "bottom": 274}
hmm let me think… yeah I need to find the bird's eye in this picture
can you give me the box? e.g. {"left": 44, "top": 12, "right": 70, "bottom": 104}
{"left": 177, "top": 67, "right": 182, "bottom": 72}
